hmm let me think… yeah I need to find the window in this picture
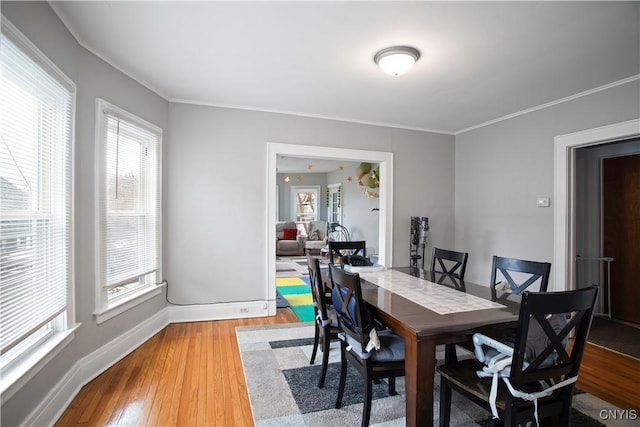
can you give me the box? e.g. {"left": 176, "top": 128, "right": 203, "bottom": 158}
{"left": 291, "top": 186, "right": 320, "bottom": 224}
{"left": 327, "top": 183, "right": 342, "bottom": 224}
{"left": 0, "top": 18, "right": 76, "bottom": 396}
{"left": 95, "top": 99, "right": 162, "bottom": 320}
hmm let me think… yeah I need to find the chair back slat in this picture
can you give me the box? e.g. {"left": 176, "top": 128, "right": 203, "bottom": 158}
{"left": 430, "top": 248, "right": 469, "bottom": 279}
{"left": 329, "top": 264, "right": 371, "bottom": 347}
{"left": 307, "top": 256, "right": 329, "bottom": 321}
{"left": 490, "top": 255, "right": 551, "bottom": 295}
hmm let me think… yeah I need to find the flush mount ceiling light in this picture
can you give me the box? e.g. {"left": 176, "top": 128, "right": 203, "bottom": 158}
{"left": 374, "top": 46, "right": 420, "bottom": 76}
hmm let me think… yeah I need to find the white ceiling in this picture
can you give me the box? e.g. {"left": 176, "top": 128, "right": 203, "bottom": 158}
{"left": 50, "top": 1, "right": 639, "bottom": 134}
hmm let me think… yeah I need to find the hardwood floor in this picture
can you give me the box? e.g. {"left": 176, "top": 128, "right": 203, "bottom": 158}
{"left": 55, "top": 308, "right": 299, "bottom": 427}
{"left": 577, "top": 343, "right": 640, "bottom": 411}
{"left": 55, "top": 308, "right": 639, "bottom": 426}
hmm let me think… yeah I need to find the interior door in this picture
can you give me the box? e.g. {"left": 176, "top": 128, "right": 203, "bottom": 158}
{"left": 603, "top": 154, "right": 640, "bottom": 324}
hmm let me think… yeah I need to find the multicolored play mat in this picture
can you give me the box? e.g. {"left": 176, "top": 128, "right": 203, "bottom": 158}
{"left": 276, "top": 276, "right": 314, "bottom": 322}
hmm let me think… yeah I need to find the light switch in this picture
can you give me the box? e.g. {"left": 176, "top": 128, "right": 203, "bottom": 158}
{"left": 537, "top": 197, "right": 550, "bottom": 207}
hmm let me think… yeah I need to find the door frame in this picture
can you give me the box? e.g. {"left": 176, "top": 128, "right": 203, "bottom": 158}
{"left": 266, "top": 143, "right": 393, "bottom": 315}
{"left": 553, "top": 119, "right": 640, "bottom": 292}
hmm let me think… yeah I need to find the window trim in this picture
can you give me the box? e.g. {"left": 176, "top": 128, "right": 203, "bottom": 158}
{"left": 94, "top": 98, "right": 163, "bottom": 318}
{"left": 0, "top": 16, "right": 77, "bottom": 400}
{"left": 290, "top": 185, "right": 320, "bottom": 223}
{"left": 327, "top": 183, "right": 342, "bottom": 224}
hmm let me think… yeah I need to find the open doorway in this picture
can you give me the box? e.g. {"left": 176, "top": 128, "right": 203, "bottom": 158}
{"left": 575, "top": 140, "right": 640, "bottom": 323}
{"left": 266, "top": 143, "right": 393, "bottom": 315}
{"left": 555, "top": 119, "right": 640, "bottom": 357}
{"left": 554, "top": 118, "right": 640, "bottom": 294}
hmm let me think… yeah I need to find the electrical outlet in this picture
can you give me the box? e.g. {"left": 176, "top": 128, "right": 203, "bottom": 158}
{"left": 536, "top": 197, "right": 550, "bottom": 207}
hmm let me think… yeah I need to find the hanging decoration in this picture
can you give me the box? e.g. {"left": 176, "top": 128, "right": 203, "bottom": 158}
{"left": 355, "top": 162, "right": 380, "bottom": 198}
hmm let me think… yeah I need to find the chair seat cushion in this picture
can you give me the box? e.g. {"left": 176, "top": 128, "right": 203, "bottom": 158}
{"left": 437, "top": 359, "right": 560, "bottom": 411}
{"left": 342, "top": 329, "right": 405, "bottom": 362}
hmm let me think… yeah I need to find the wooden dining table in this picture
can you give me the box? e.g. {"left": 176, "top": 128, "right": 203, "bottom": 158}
{"left": 354, "top": 267, "right": 522, "bottom": 427}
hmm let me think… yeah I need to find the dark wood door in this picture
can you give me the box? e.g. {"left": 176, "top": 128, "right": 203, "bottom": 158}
{"left": 603, "top": 154, "right": 640, "bottom": 324}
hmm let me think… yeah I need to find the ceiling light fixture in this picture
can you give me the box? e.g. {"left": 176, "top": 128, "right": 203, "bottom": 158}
{"left": 374, "top": 46, "right": 420, "bottom": 76}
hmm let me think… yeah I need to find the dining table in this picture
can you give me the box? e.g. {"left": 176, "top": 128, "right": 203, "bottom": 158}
{"left": 352, "top": 266, "right": 522, "bottom": 427}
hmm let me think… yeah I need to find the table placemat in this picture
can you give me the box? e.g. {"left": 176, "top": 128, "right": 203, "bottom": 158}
{"left": 358, "top": 269, "right": 504, "bottom": 315}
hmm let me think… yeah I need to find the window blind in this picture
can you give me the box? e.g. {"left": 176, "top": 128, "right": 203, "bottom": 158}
{"left": 100, "top": 111, "right": 160, "bottom": 290}
{"left": 0, "top": 33, "right": 72, "bottom": 355}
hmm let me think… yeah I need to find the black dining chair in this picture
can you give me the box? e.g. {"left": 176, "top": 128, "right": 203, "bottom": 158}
{"left": 491, "top": 256, "right": 552, "bottom": 296}
{"left": 329, "top": 264, "right": 405, "bottom": 427}
{"left": 430, "top": 247, "right": 469, "bottom": 279}
{"left": 328, "top": 240, "right": 366, "bottom": 265}
{"left": 307, "top": 255, "right": 339, "bottom": 388}
{"left": 437, "top": 285, "right": 599, "bottom": 427}
{"left": 446, "top": 255, "right": 551, "bottom": 364}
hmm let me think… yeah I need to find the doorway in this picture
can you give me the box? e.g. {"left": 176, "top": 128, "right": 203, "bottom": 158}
{"left": 575, "top": 139, "right": 640, "bottom": 322}
{"left": 603, "top": 153, "right": 640, "bottom": 324}
{"left": 266, "top": 143, "right": 394, "bottom": 316}
{"left": 554, "top": 118, "right": 640, "bottom": 295}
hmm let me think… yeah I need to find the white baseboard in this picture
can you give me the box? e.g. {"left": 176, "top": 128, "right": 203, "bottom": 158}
{"left": 168, "top": 300, "right": 270, "bottom": 323}
{"left": 23, "top": 301, "right": 274, "bottom": 426}
{"left": 26, "top": 308, "right": 170, "bottom": 426}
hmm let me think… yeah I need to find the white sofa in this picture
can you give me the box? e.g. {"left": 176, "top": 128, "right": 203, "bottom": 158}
{"left": 276, "top": 221, "right": 305, "bottom": 256}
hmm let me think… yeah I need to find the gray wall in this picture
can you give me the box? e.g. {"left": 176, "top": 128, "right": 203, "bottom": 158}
{"left": 454, "top": 80, "right": 640, "bottom": 287}
{"left": 1, "top": 3, "right": 169, "bottom": 426}
{"left": 165, "top": 103, "right": 456, "bottom": 304}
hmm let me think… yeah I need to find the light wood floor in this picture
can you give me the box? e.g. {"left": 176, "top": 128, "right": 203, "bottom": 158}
{"left": 55, "top": 308, "right": 640, "bottom": 426}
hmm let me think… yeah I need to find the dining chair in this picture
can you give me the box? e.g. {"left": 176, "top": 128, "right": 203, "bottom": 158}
{"left": 437, "top": 285, "right": 599, "bottom": 427}
{"left": 430, "top": 247, "right": 469, "bottom": 279}
{"left": 428, "top": 247, "right": 469, "bottom": 362}
{"left": 446, "top": 255, "right": 551, "bottom": 364}
{"left": 329, "top": 264, "right": 405, "bottom": 427}
{"left": 328, "top": 240, "right": 366, "bottom": 265}
{"left": 491, "top": 256, "right": 552, "bottom": 296}
{"left": 307, "top": 255, "right": 339, "bottom": 388}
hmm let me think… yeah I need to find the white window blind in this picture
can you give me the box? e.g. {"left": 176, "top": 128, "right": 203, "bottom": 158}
{"left": 0, "top": 32, "right": 73, "bottom": 355}
{"left": 98, "top": 105, "right": 161, "bottom": 292}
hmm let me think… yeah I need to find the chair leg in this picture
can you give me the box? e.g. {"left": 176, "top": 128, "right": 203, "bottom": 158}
{"left": 439, "top": 375, "right": 452, "bottom": 427}
{"left": 444, "top": 344, "right": 458, "bottom": 364}
{"left": 335, "top": 342, "right": 348, "bottom": 409}
{"left": 503, "top": 398, "right": 515, "bottom": 427}
{"left": 362, "top": 372, "right": 373, "bottom": 427}
{"left": 388, "top": 376, "right": 397, "bottom": 396}
{"left": 559, "top": 390, "right": 573, "bottom": 426}
{"left": 318, "top": 328, "right": 330, "bottom": 388}
{"left": 310, "top": 322, "right": 320, "bottom": 365}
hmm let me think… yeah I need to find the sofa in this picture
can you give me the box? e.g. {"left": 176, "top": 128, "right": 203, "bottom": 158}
{"left": 304, "top": 220, "right": 328, "bottom": 255}
{"left": 276, "top": 221, "right": 305, "bottom": 256}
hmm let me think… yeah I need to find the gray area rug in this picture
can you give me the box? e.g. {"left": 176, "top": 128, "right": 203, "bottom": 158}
{"left": 237, "top": 323, "right": 627, "bottom": 426}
